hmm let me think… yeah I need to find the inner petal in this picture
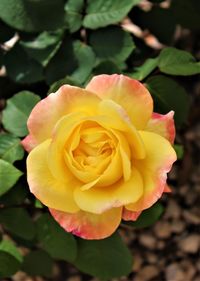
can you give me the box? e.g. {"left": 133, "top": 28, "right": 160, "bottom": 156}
{"left": 64, "top": 121, "right": 121, "bottom": 185}
{"left": 110, "top": 129, "right": 131, "bottom": 182}
{"left": 97, "top": 99, "right": 146, "bottom": 159}
{"left": 48, "top": 112, "right": 86, "bottom": 182}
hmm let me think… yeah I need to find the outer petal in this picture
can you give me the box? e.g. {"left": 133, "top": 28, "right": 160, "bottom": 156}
{"left": 50, "top": 207, "right": 122, "bottom": 240}
{"left": 74, "top": 167, "right": 143, "bottom": 214}
{"left": 145, "top": 111, "right": 175, "bottom": 143}
{"left": 164, "top": 184, "right": 172, "bottom": 193}
{"left": 27, "top": 85, "right": 100, "bottom": 144}
{"left": 126, "top": 131, "right": 176, "bottom": 212}
{"left": 86, "top": 74, "right": 153, "bottom": 129}
{"left": 27, "top": 139, "right": 80, "bottom": 213}
{"left": 122, "top": 208, "right": 141, "bottom": 221}
{"left": 21, "top": 134, "right": 38, "bottom": 152}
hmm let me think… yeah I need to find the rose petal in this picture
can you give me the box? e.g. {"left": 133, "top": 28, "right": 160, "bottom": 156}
{"left": 27, "top": 139, "right": 80, "bottom": 213}
{"left": 27, "top": 85, "right": 100, "bottom": 144}
{"left": 126, "top": 131, "right": 176, "bottom": 212}
{"left": 21, "top": 134, "right": 38, "bottom": 152}
{"left": 145, "top": 111, "right": 175, "bottom": 143}
{"left": 98, "top": 99, "right": 145, "bottom": 159}
{"left": 164, "top": 184, "right": 172, "bottom": 193}
{"left": 122, "top": 208, "right": 141, "bottom": 221}
{"left": 50, "top": 207, "right": 122, "bottom": 240}
{"left": 48, "top": 112, "right": 86, "bottom": 182}
{"left": 86, "top": 74, "right": 153, "bottom": 129}
{"left": 74, "top": 167, "right": 143, "bottom": 214}
{"left": 66, "top": 147, "right": 122, "bottom": 188}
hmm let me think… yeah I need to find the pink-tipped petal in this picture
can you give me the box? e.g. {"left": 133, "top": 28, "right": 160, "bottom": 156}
{"left": 27, "top": 85, "right": 100, "bottom": 144}
{"left": 126, "top": 131, "right": 177, "bottom": 212}
{"left": 122, "top": 208, "right": 141, "bottom": 221}
{"left": 50, "top": 207, "right": 122, "bottom": 240}
{"left": 164, "top": 184, "right": 172, "bottom": 193}
{"left": 86, "top": 74, "right": 153, "bottom": 129}
{"left": 21, "top": 134, "right": 38, "bottom": 152}
{"left": 145, "top": 111, "right": 175, "bottom": 144}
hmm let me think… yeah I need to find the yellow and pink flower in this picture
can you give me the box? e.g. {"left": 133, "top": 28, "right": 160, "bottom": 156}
{"left": 22, "top": 74, "right": 176, "bottom": 239}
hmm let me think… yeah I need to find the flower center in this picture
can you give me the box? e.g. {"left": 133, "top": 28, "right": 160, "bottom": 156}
{"left": 73, "top": 129, "right": 114, "bottom": 171}
{"left": 65, "top": 121, "right": 117, "bottom": 177}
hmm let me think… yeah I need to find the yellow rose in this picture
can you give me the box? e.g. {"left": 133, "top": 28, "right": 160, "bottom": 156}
{"left": 22, "top": 74, "right": 176, "bottom": 239}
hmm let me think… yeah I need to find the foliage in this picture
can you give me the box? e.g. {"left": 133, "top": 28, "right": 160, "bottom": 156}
{"left": 0, "top": 0, "right": 199, "bottom": 279}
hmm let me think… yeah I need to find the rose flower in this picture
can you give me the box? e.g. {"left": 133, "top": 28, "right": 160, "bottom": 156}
{"left": 22, "top": 74, "right": 176, "bottom": 239}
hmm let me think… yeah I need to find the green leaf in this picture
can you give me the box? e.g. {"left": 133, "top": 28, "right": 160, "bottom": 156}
{"left": 65, "top": 0, "right": 84, "bottom": 33}
{"left": 0, "top": 251, "right": 21, "bottom": 278}
{"left": 0, "top": 48, "right": 3, "bottom": 68}
{"left": 46, "top": 38, "right": 95, "bottom": 85}
{"left": 36, "top": 213, "right": 77, "bottom": 262}
{"left": 130, "top": 57, "right": 158, "bottom": 80}
{"left": 0, "top": 19, "right": 14, "bottom": 43}
{"left": 83, "top": 0, "right": 141, "bottom": 29}
{"left": 89, "top": 26, "right": 135, "bottom": 64}
{"left": 45, "top": 35, "right": 77, "bottom": 85}
{"left": 0, "top": 208, "right": 35, "bottom": 240}
{"left": 0, "top": 182, "right": 28, "bottom": 206}
{"left": 35, "top": 199, "right": 44, "bottom": 209}
{"left": 125, "top": 203, "right": 164, "bottom": 228}
{"left": 0, "top": 239, "right": 23, "bottom": 263}
{"left": 74, "top": 232, "right": 132, "bottom": 279}
{"left": 4, "top": 44, "right": 44, "bottom": 83}
{"left": 22, "top": 250, "right": 53, "bottom": 277}
{"left": 20, "top": 30, "right": 64, "bottom": 67}
{"left": 146, "top": 75, "right": 190, "bottom": 127}
{"left": 93, "top": 60, "right": 121, "bottom": 75}
{"left": 0, "top": 134, "right": 24, "bottom": 163}
{"left": 174, "top": 144, "right": 184, "bottom": 160}
{"left": 158, "top": 47, "right": 200, "bottom": 76}
{"left": 0, "top": 159, "right": 22, "bottom": 196}
{"left": 133, "top": 7, "right": 176, "bottom": 44}
{"left": 171, "top": 0, "right": 200, "bottom": 30}
{"left": 2, "top": 91, "right": 40, "bottom": 137}
{"left": 0, "top": 0, "right": 65, "bottom": 32}
{"left": 71, "top": 40, "right": 96, "bottom": 83}
{"left": 149, "top": 0, "right": 165, "bottom": 2}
